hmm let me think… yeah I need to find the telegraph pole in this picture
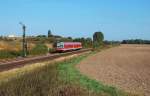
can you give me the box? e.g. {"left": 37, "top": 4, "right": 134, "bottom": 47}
{"left": 19, "top": 22, "right": 27, "bottom": 57}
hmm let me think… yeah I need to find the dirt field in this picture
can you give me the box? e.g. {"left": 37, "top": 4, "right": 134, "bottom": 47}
{"left": 77, "top": 44, "right": 150, "bottom": 96}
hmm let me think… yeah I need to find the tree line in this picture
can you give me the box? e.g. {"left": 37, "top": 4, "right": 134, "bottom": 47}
{"left": 121, "top": 39, "right": 150, "bottom": 44}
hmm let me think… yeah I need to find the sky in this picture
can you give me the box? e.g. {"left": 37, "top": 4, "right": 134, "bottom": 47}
{"left": 0, "top": 0, "right": 150, "bottom": 40}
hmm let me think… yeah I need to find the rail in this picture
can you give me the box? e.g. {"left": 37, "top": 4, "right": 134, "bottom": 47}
{"left": 0, "top": 49, "right": 91, "bottom": 72}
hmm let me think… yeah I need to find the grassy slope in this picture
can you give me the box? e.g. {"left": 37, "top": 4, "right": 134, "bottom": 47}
{"left": 0, "top": 52, "right": 137, "bottom": 96}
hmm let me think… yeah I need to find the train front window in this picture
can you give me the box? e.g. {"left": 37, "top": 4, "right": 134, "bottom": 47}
{"left": 57, "top": 43, "right": 63, "bottom": 48}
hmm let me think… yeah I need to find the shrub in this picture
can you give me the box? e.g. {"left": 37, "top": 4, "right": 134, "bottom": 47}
{"left": 0, "top": 50, "right": 21, "bottom": 59}
{"left": 29, "top": 44, "right": 48, "bottom": 55}
{"left": 48, "top": 48, "right": 55, "bottom": 53}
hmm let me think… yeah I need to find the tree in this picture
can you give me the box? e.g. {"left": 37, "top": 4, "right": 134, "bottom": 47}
{"left": 48, "top": 30, "right": 53, "bottom": 37}
{"left": 93, "top": 32, "right": 104, "bottom": 48}
{"left": 29, "top": 44, "right": 48, "bottom": 55}
{"left": 73, "top": 37, "right": 93, "bottom": 48}
{"left": 67, "top": 37, "right": 72, "bottom": 40}
{"left": 121, "top": 39, "right": 150, "bottom": 44}
{"left": 37, "top": 35, "right": 47, "bottom": 38}
{"left": 84, "top": 37, "right": 93, "bottom": 48}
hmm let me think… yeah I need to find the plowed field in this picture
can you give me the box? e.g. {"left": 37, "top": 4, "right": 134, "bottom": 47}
{"left": 77, "top": 44, "right": 150, "bottom": 96}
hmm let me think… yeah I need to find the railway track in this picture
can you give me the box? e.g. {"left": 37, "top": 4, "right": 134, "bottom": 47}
{"left": 0, "top": 49, "right": 91, "bottom": 72}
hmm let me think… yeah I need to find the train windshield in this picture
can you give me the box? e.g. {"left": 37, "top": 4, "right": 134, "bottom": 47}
{"left": 57, "top": 42, "right": 64, "bottom": 48}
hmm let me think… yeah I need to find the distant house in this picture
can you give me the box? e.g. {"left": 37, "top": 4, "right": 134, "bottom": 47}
{"left": 8, "top": 35, "right": 16, "bottom": 38}
{"left": 7, "top": 35, "right": 22, "bottom": 40}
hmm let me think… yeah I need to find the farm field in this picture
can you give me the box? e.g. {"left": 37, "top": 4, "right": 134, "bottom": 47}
{"left": 77, "top": 44, "right": 150, "bottom": 96}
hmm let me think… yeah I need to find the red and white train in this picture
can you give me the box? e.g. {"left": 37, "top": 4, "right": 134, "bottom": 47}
{"left": 54, "top": 42, "right": 82, "bottom": 52}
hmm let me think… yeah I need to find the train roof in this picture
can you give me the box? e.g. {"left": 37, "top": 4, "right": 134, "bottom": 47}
{"left": 59, "top": 42, "right": 81, "bottom": 44}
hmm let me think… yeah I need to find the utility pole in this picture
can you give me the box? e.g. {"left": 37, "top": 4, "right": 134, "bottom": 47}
{"left": 19, "top": 22, "right": 27, "bottom": 57}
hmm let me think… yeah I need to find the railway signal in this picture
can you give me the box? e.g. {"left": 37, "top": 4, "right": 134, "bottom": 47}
{"left": 19, "top": 22, "right": 27, "bottom": 57}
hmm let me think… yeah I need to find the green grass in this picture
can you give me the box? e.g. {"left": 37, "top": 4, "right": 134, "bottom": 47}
{"left": 0, "top": 50, "right": 21, "bottom": 59}
{"left": 0, "top": 51, "right": 137, "bottom": 96}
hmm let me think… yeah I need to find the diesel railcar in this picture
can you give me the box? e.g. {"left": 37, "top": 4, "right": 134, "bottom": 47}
{"left": 54, "top": 42, "right": 82, "bottom": 52}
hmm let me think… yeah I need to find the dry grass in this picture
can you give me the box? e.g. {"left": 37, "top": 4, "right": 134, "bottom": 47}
{"left": 0, "top": 54, "right": 78, "bottom": 83}
{"left": 0, "top": 41, "right": 53, "bottom": 51}
{"left": 0, "top": 41, "right": 21, "bottom": 51}
{"left": 0, "top": 53, "right": 104, "bottom": 96}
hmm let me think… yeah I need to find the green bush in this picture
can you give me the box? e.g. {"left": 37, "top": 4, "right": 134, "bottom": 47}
{"left": 29, "top": 44, "right": 48, "bottom": 55}
{"left": 48, "top": 48, "right": 55, "bottom": 53}
{"left": 0, "top": 50, "right": 21, "bottom": 59}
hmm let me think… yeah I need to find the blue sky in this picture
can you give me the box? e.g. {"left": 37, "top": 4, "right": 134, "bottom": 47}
{"left": 0, "top": 0, "right": 150, "bottom": 40}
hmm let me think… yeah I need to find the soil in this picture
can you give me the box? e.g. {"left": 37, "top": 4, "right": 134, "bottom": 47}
{"left": 77, "top": 44, "right": 150, "bottom": 96}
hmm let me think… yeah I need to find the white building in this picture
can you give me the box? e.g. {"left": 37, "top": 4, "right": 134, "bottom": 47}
{"left": 8, "top": 35, "right": 16, "bottom": 38}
